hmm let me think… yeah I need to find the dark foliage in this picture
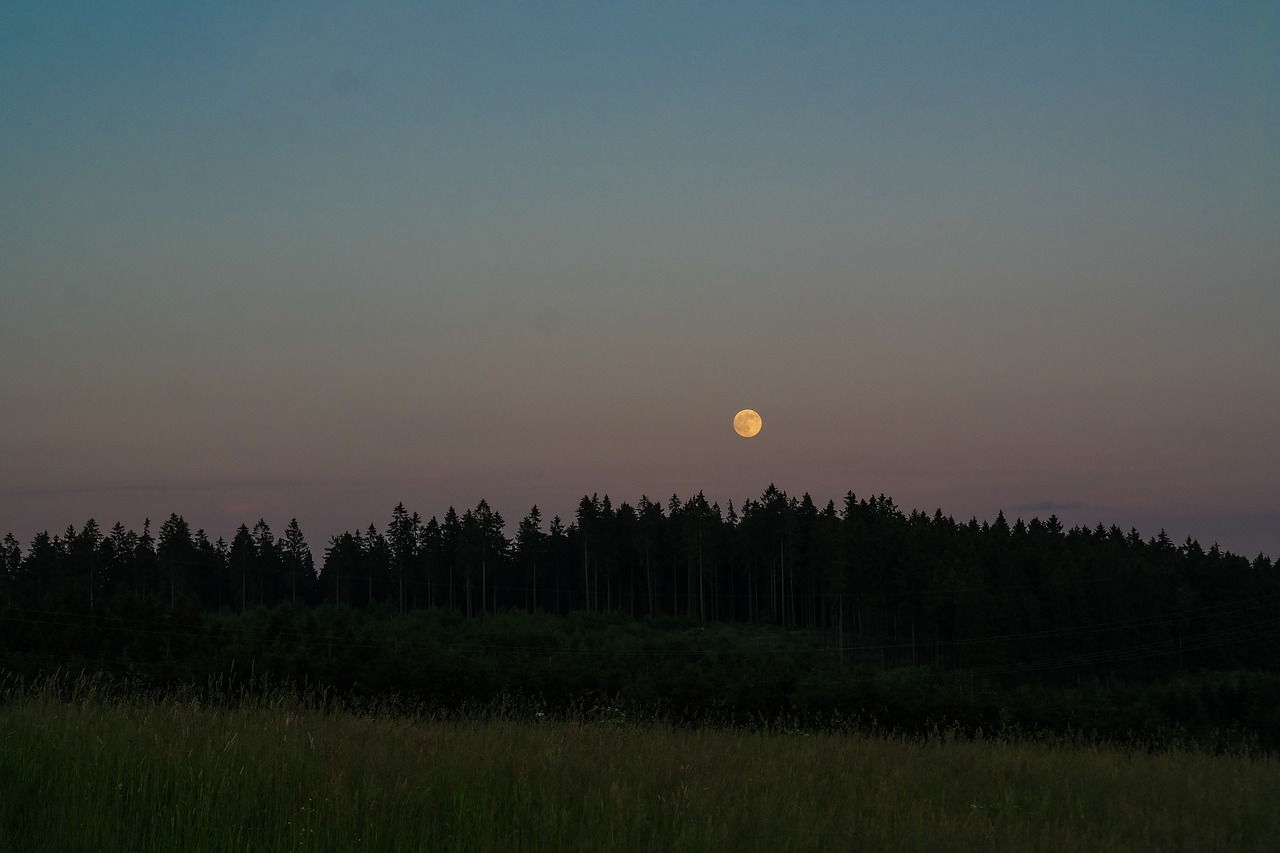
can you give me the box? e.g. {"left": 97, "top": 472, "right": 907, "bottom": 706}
{"left": 2, "top": 489, "right": 1277, "bottom": 748}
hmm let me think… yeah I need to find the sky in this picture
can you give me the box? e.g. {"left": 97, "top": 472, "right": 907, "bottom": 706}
{"left": 2, "top": 1, "right": 1277, "bottom": 559}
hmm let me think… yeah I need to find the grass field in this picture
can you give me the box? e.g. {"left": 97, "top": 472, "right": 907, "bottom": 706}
{"left": 1, "top": 676, "right": 1277, "bottom": 852}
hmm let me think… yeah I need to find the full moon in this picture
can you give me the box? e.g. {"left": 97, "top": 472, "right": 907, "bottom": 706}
{"left": 733, "top": 409, "right": 762, "bottom": 438}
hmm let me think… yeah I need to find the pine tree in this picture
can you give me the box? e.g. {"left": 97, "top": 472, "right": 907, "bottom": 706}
{"left": 635, "top": 496, "right": 664, "bottom": 618}
{"left": 548, "top": 515, "right": 567, "bottom": 614}
{"left": 576, "top": 495, "right": 600, "bottom": 612}
{"left": 281, "top": 519, "right": 313, "bottom": 605}
{"left": 442, "top": 508, "right": 461, "bottom": 612}
{"left": 516, "top": 506, "right": 545, "bottom": 611}
{"left": 229, "top": 524, "right": 254, "bottom": 612}
{"left": 252, "top": 520, "right": 282, "bottom": 607}
{"left": 319, "top": 532, "right": 361, "bottom": 606}
{"left": 363, "top": 524, "right": 390, "bottom": 608}
{"left": 0, "top": 532, "right": 22, "bottom": 605}
{"left": 191, "top": 529, "right": 223, "bottom": 610}
{"left": 67, "top": 519, "right": 103, "bottom": 612}
{"left": 387, "top": 504, "right": 415, "bottom": 614}
{"left": 419, "top": 517, "right": 442, "bottom": 609}
{"left": 136, "top": 519, "right": 157, "bottom": 601}
{"left": 104, "top": 523, "right": 135, "bottom": 602}
{"left": 158, "top": 514, "right": 193, "bottom": 608}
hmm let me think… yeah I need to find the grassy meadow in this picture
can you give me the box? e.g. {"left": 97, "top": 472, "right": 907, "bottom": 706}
{"left": 1, "top": 676, "right": 1277, "bottom": 852}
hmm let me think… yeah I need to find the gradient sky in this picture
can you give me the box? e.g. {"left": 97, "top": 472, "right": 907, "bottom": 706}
{"left": 2, "top": 1, "right": 1277, "bottom": 559}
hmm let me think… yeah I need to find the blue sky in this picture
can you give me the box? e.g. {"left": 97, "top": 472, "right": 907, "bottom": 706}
{"left": 2, "top": 1, "right": 1277, "bottom": 556}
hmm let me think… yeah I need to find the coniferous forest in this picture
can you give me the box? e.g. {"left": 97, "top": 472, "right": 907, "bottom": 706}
{"left": 4, "top": 486, "right": 1279, "bottom": 749}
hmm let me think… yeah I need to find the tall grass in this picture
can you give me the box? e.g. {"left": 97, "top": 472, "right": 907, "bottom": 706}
{"left": 1, "top": 673, "right": 1277, "bottom": 852}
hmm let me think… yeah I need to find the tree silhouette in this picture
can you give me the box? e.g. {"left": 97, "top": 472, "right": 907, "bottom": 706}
{"left": 5, "top": 485, "right": 1279, "bottom": 707}
{"left": 281, "top": 519, "right": 314, "bottom": 605}
{"left": 227, "top": 524, "right": 254, "bottom": 612}
{"left": 386, "top": 505, "right": 414, "bottom": 613}
{"left": 158, "top": 514, "right": 193, "bottom": 608}
{"left": 516, "top": 506, "right": 545, "bottom": 612}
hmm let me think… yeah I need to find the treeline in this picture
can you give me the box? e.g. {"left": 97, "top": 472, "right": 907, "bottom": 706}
{"left": 3, "top": 485, "right": 1277, "bottom": 684}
